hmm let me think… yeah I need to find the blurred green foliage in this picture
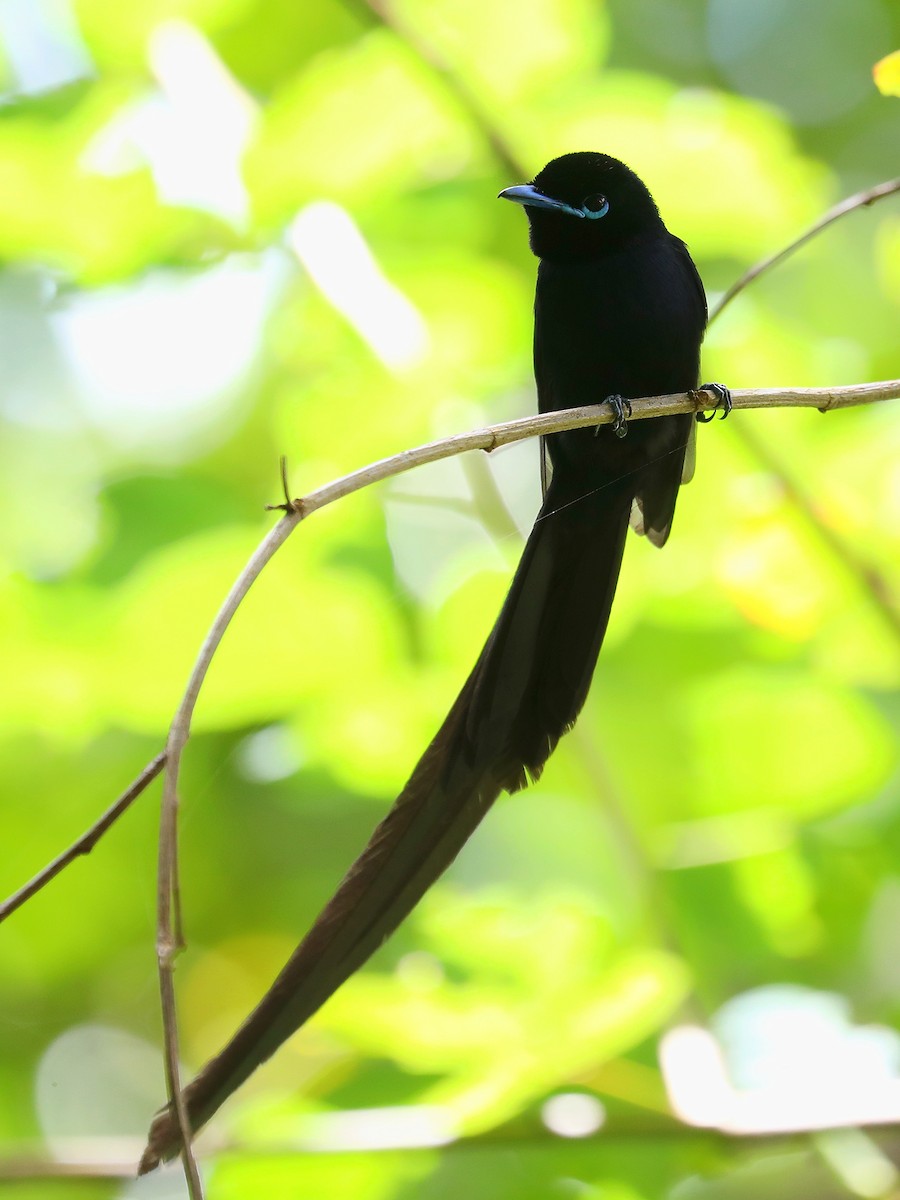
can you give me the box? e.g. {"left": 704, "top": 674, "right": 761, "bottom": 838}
{"left": 1, "top": 1, "right": 899, "bottom": 1197}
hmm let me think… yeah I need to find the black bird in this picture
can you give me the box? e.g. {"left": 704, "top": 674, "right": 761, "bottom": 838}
{"left": 142, "top": 151, "right": 720, "bottom": 1169}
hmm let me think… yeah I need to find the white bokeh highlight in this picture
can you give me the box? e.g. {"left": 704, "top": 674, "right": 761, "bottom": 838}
{"left": 288, "top": 201, "right": 429, "bottom": 372}
{"left": 541, "top": 1092, "right": 606, "bottom": 1138}
{"left": 661, "top": 985, "right": 900, "bottom": 1135}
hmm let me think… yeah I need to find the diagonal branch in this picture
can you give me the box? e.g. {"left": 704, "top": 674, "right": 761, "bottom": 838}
{"left": 734, "top": 420, "right": 900, "bottom": 641}
{"left": 0, "top": 752, "right": 166, "bottom": 924}
{"left": 346, "top": 0, "right": 526, "bottom": 179}
{"left": 708, "top": 178, "right": 900, "bottom": 323}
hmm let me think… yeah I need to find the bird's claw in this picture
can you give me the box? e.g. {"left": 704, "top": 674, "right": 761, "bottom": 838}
{"left": 596, "top": 394, "right": 632, "bottom": 438}
{"left": 695, "top": 383, "right": 732, "bottom": 423}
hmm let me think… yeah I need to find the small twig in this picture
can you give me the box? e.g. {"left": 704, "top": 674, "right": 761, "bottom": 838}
{"left": 277, "top": 455, "right": 292, "bottom": 512}
{"left": 709, "top": 178, "right": 900, "bottom": 324}
{"left": 0, "top": 751, "right": 167, "bottom": 923}
{"left": 266, "top": 456, "right": 296, "bottom": 514}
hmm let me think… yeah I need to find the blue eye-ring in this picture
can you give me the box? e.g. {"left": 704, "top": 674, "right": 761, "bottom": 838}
{"left": 581, "top": 193, "right": 610, "bottom": 220}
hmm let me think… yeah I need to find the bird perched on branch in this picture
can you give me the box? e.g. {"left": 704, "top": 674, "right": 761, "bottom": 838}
{"left": 141, "top": 151, "right": 727, "bottom": 1170}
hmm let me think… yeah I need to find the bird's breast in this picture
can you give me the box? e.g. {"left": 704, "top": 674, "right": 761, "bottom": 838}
{"left": 533, "top": 236, "right": 705, "bottom": 482}
{"left": 534, "top": 237, "right": 704, "bottom": 411}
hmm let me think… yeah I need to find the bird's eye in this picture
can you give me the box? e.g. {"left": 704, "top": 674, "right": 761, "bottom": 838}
{"left": 581, "top": 193, "right": 609, "bottom": 220}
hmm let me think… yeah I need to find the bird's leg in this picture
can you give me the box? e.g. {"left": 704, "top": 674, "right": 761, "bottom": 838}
{"left": 695, "top": 382, "right": 732, "bottom": 422}
{"left": 595, "top": 394, "right": 632, "bottom": 439}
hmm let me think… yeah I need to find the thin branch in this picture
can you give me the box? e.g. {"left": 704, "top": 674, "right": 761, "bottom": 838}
{"left": 460, "top": 452, "right": 523, "bottom": 543}
{"left": 4, "top": 383, "right": 896, "bottom": 935}
{"left": 387, "top": 490, "right": 480, "bottom": 518}
{"left": 153, "top": 515, "right": 298, "bottom": 1196}
{"left": 156, "top": 738, "right": 203, "bottom": 1198}
{"left": 0, "top": 751, "right": 166, "bottom": 923}
{"left": 346, "top": 0, "right": 526, "bottom": 180}
{"left": 5, "top": 1115, "right": 900, "bottom": 1179}
{"left": 293, "top": 382, "right": 898, "bottom": 519}
{"left": 0, "top": 1155, "right": 139, "bottom": 1181}
{"left": 570, "top": 725, "right": 698, "bottom": 974}
{"left": 735, "top": 420, "right": 900, "bottom": 640}
{"left": 709, "top": 178, "right": 900, "bottom": 324}
{"left": 701, "top": 179, "right": 900, "bottom": 641}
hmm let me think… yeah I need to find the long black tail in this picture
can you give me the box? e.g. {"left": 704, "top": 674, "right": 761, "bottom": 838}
{"left": 141, "top": 474, "right": 631, "bottom": 1170}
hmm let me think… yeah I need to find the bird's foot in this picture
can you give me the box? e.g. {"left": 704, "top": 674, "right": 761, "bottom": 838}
{"left": 695, "top": 382, "right": 732, "bottom": 423}
{"left": 595, "top": 394, "right": 632, "bottom": 439}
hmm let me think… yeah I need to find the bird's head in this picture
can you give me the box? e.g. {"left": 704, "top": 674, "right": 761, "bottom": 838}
{"left": 499, "top": 151, "right": 664, "bottom": 261}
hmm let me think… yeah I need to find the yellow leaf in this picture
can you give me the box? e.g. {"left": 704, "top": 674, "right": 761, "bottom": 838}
{"left": 873, "top": 50, "right": 900, "bottom": 96}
